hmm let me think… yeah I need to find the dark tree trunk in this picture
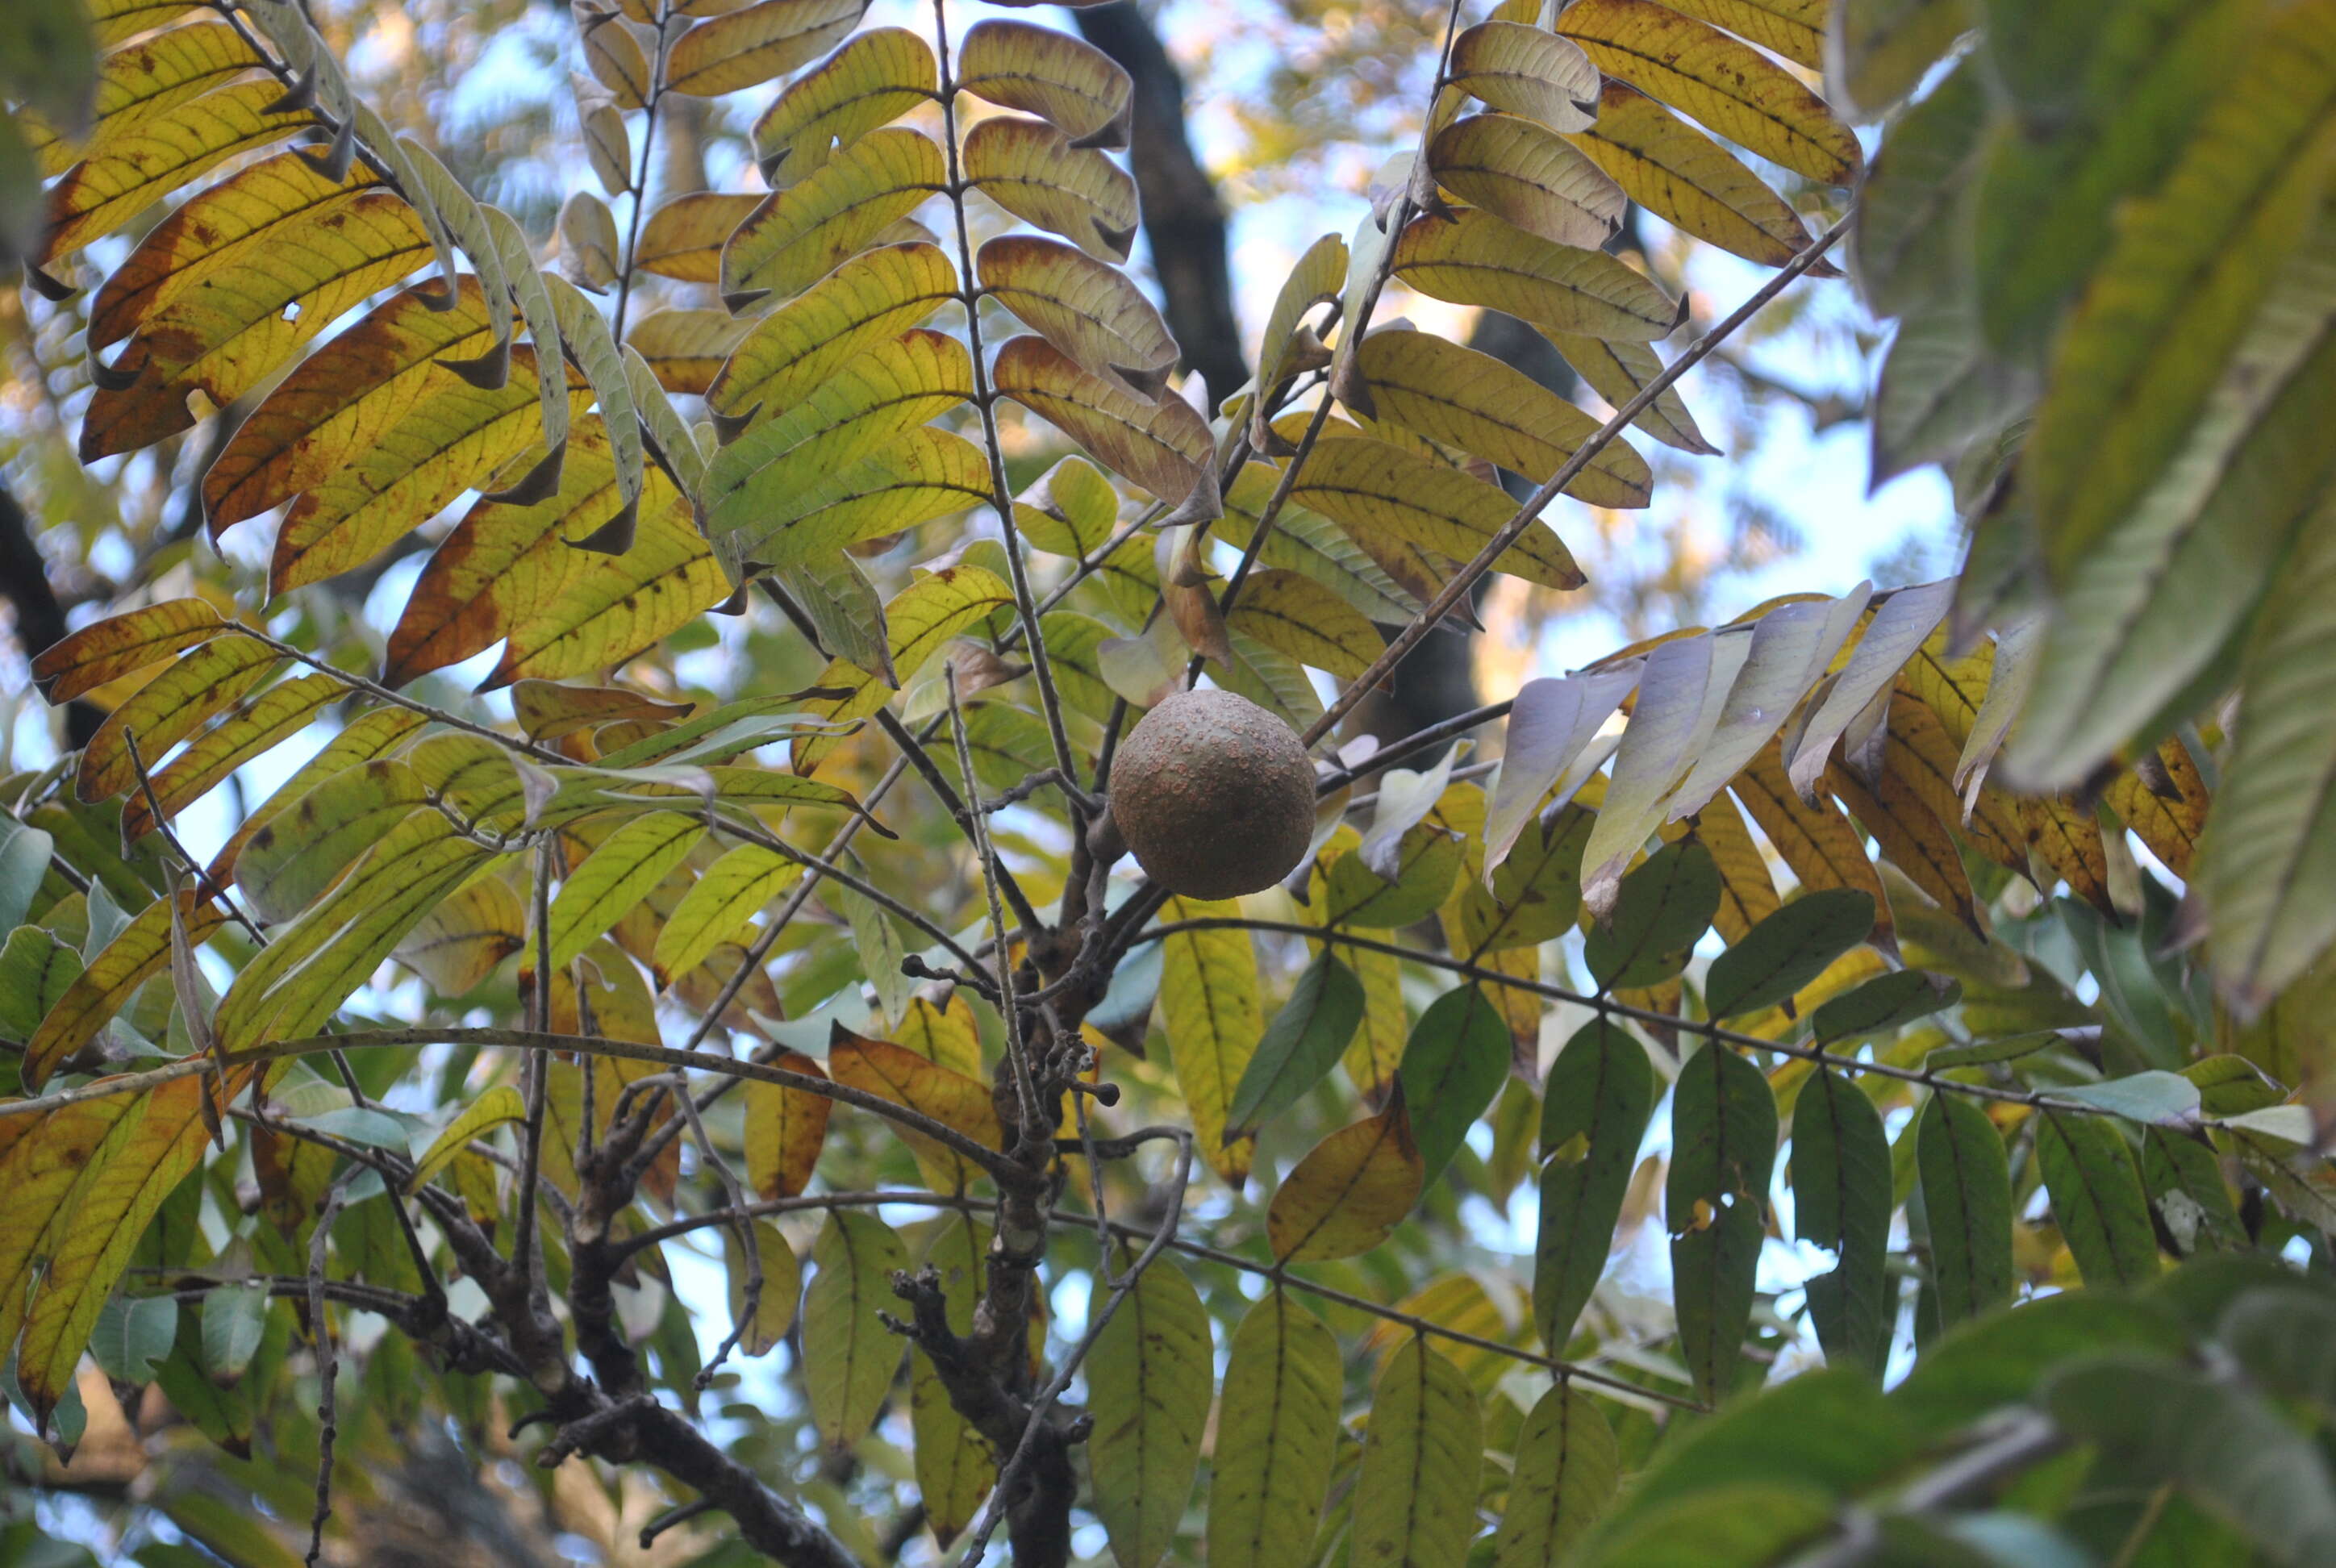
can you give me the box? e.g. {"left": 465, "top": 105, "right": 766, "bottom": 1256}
{"left": 0, "top": 481, "right": 102, "bottom": 747}
{"left": 1071, "top": 2, "right": 1250, "bottom": 406}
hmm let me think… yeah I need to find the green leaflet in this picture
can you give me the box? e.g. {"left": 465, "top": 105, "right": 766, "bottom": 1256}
{"left": 2142, "top": 1127, "right": 2249, "bottom": 1257}
{"left": 1350, "top": 1337, "right": 1483, "bottom": 1568}
{"left": 1669, "top": 1043, "right": 1779, "bottom": 1404}
{"left": 1583, "top": 838, "right": 1721, "bottom": 992}
{"left": 1974, "top": 0, "right": 2261, "bottom": 353}
{"left": 2023, "top": 1, "right": 2336, "bottom": 582}
{"left": 1704, "top": 889, "right": 1876, "bottom": 1021}
{"left": 1207, "top": 1290, "right": 1341, "bottom": 1568}
{"left": 2047, "top": 1356, "right": 2336, "bottom": 1565}
{"left": 1087, "top": 1254, "right": 1211, "bottom": 1568}
{"left": 1810, "top": 969, "right": 1959, "bottom": 1043}
{"left": 1493, "top": 1384, "right": 1619, "bottom": 1567}
{"left": 2036, "top": 1111, "right": 2160, "bottom": 1287}
{"left": 803, "top": 1211, "right": 907, "bottom": 1452}
{"left": 1533, "top": 1019, "right": 1656, "bottom": 1351}
{"left": 1397, "top": 983, "right": 1513, "bottom": 1186}
{"left": 545, "top": 811, "right": 705, "bottom": 970}
{"left": 1792, "top": 1068, "right": 1894, "bottom": 1376}
{"left": 1916, "top": 1091, "right": 2014, "bottom": 1332}
{"left": 1223, "top": 951, "right": 1365, "bottom": 1141}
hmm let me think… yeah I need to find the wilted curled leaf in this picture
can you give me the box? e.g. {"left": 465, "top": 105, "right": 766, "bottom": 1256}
{"left": 992, "top": 335, "right": 1214, "bottom": 512}
{"left": 977, "top": 234, "right": 1178, "bottom": 399}
{"left": 957, "top": 19, "right": 1133, "bottom": 148}
{"left": 1447, "top": 19, "right": 1601, "bottom": 134}
{"left": 960, "top": 114, "right": 1137, "bottom": 261}
{"left": 1429, "top": 111, "right": 1625, "bottom": 251}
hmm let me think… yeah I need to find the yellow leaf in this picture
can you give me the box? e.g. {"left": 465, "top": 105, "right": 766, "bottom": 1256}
{"left": 1446, "top": 20, "right": 1602, "bottom": 135}
{"left": 407, "top": 1084, "right": 528, "bottom": 1195}
{"left": 217, "top": 813, "right": 503, "bottom": 1049}
{"left": 909, "top": 1216, "right": 996, "bottom": 1547}
{"left": 978, "top": 233, "right": 1177, "bottom": 398}
{"left": 724, "top": 1220, "right": 803, "bottom": 1357}
{"left": 724, "top": 427, "right": 992, "bottom": 581}
{"left": 29, "top": 597, "right": 229, "bottom": 703}
{"left": 548, "top": 811, "right": 705, "bottom": 970}
{"left": 754, "top": 26, "right": 936, "bottom": 181}
{"left": 1224, "top": 569, "right": 1383, "bottom": 678}
{"left": 665, "top": 0, "right": 864, "bottom": 97}
{"left": 709, "top": 241, "right": 957, "bottom": 427}
{"left": 1665, "top": 0, "right": 1825, "bottom": 69}
{"left": 39, "top": 78, "right": 311, "bottom": 265}
{"left": 653, "top": 844, "right": 803, "bottom": 984}
{"left": 1430, "top": 111, "right": 1626, "bottom": 250}
{"left": 627, "top": 307, "right": 750, "bottom": 395}
{"left": 1559, "top": 0, "right": 1862, "bottom": 185}
{"left": 1287, "top": 434, "right": 1586, "bottom": 590}
{"left": 1158, "top": 895, "right": 1262, "bottom": 1185}
{"left": 235, "top": 759, "right": 432, "bottom": 924}
{"left": 636, "top": 191, "right": 761, "bottom": 282}
{"left": 23, "top": 893, "right": 215, "bottom": 1086}
{"left": 993, "top": 332, "right": 1213, "bottom": 510}
{"left": 0, "top": 1098, "right": 141, "bottom": 1370}
{"left": 1207, "top": 1290, "right": 1341, "bottom": 1568}
{"left": 1546, "top": 331, "right": 1721, "bottom": 453}
{"left": 1267, "top": 1087, "right": 1425, "bottom": 1261}
{"left": 1730, "top": 738, "right": 1896, "bottom": 954}
{"left": 721, "top": 126, "right": 948, "bottom": 303}
{"left": 746, "top": 1049, "right": 835, "bottom": 1200}
{"left": 961, "top": 113, "right": 1137, "bottom": 261}
{"left": 700, "top": 327, "right": 973, "bottom": 544}
{"left": 1563, "top": 78, "right": 1821, "bottom": 269}
{"left": 1348, "top": 1337, "right": 1484, "bottom": 1568}
{"left": 206, "top": 707, "right": 428, "bottom": 888}
{"left": 893, "top": 990, "right": 983, "bottom": 1077}
{"left": 1349, "top": 328, "right": 1652, "bottom": 508}
{"left": 1249, "top": 231, "right": 1346, "bottom": 448}
{"left": 203, "top": 277, "right": 498, "bottom": 533}
{"left": 1394, "top": 206, "right": 1683, "bottom": 341}
{"left": 269, "top": 346, "right": 587, "bottom": 594}
{"left": 959, "top": 19, "right": 1131, "bottom": 148}
{"left": 15, "top": 1074, "right": 224, "bottom": 1427}
{"left": 122, "top": 673, "right": 348, "bottom": 841}
{"left": 77, "top": 638, "right": 275, "bottom": 801}
{"left": 20, "top": 19, "right": 257, "bottom": 177}
{"left": 83, "top": 186, "right": 432, "bottom": 461}
{"left": 394, "top": 872, "right": 527, "bottom": 996}
{"left": 802, "top": 1211, "right": 907, "bottom": 1451}
{"left": 1827, "top": 759, "right": 1984, "bottom": 936}
{"left": 827, "top": 1026, "right": 1003, "bottom": 1191}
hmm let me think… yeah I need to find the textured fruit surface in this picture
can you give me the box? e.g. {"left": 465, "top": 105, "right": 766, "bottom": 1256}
{"left": 1108, "top": 687, "right": 1316, "bottom": 900}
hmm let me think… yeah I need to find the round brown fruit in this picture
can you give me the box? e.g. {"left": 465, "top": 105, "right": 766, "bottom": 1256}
{"left": 1105, "top": 687, "right": 1317, "bottom": 901}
